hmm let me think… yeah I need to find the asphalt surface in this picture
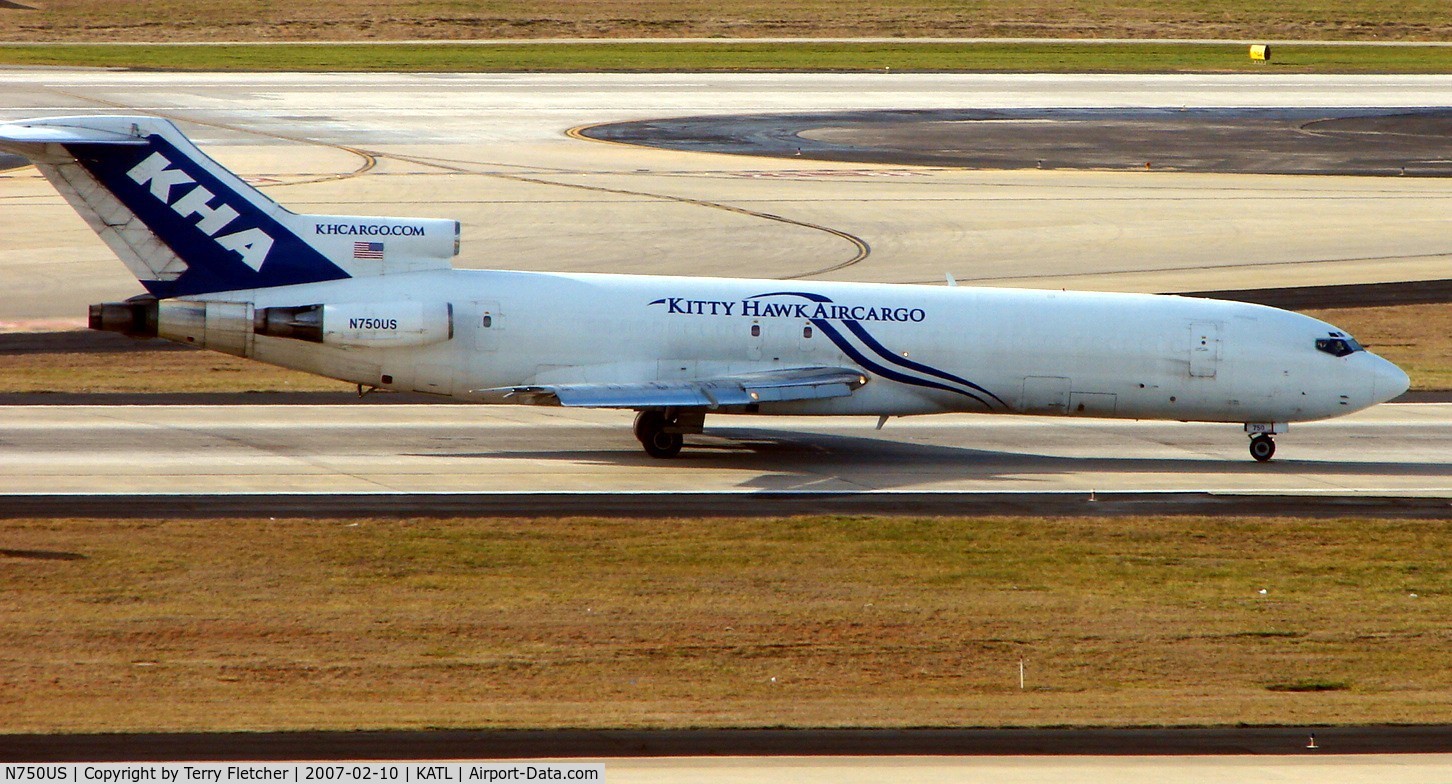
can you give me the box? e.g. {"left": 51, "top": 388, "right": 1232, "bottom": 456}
{"left": 1184, "top": 278, "right": 1452, "bottom": 308}
{"left": 5, "top": 726, "right": 1450, "bottom": 762}
{"left": 583, "top": 107, "right": 1452, "bottom": 176}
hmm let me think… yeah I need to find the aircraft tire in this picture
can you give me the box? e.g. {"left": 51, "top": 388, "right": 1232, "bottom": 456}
{"left": 634, "top": 410, "right": 684, "bottom": 458}
{"left": 633, "top": 410, "right": 662, "bottom": 443}
{"left": 641, "top": 431, "right": 684, "bottom": 458}
{"left": 1249, "top": 434, "right": 1276, "bottom": 462}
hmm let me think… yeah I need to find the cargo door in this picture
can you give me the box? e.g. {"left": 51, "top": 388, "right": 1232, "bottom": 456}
{"left": 413, "top": 363, "right": 455, "bottom": 396}
{"left": 1020, "top": 376, "right": 1071, "bottom": 415}
{"left": 1069, "top": 391, "right": 1117, "bottom": 416}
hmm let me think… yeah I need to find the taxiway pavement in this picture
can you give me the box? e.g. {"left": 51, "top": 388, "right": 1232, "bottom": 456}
{"left": 6, "top": 730, "right": 1452, "bottom": 782}
{"left": 598, "top": 755, "right": 1452, "bottom": 784}
{"left": 0, "top": 403, "right": 1445, "bottom": 497}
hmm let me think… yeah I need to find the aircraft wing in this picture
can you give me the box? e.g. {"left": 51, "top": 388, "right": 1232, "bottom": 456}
{"left": 476, "top": 366, "right": 868, "bottom": 408}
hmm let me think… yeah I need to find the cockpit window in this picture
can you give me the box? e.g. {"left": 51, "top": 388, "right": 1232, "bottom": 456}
{"left": 1315, "top": 331, "right": 1364, "bottom": 358}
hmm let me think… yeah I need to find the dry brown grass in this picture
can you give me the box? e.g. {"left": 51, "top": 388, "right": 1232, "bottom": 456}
{"left": 1, "top": 514, "right": 1448, "bottom": 733}
{"left": 1, "top": 0, "right": 1450, "bottom": 43}
{"left": 1307, "top": 303, "right": 1452, "bottom": 391}
{"left": 0, "top": 339, "right": 349, "bottom": 394}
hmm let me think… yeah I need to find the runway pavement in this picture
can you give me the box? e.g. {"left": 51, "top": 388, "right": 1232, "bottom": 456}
{"left": 6, "top": 729, "right": 1451, "bottom": 782}
{"left": 0, "top": 403, "right": 1445, "bottom": 500}
{"left": 583, "top": 755, "right": 1452, "bottom": 784}
{"left": 4, "top": 757, "right": 1450, "bottom": 784}
{"left": 5, "top": 72, "right": 1452, "bottom": 323}
{"left": 599, "top": 754, "right": 1452, "bottom": 784}
{"left": 9, "top": 725, "right": 1452, "bottom": 760}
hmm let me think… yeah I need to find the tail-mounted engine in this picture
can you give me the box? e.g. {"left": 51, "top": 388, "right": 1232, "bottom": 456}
{"left": 90, "top": 298, "right": 454, "bottom": 355}
{"left": 255, "top": 302, "right": 453, "bottom": 347}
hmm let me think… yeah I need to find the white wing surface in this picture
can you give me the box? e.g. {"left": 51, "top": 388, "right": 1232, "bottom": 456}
{"left": 475, "top": 366, "right": 868, "bottom": 408}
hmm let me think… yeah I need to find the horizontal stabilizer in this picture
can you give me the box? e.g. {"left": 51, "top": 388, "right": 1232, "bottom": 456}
{"left": 0, "top": 121, "right": 149, "bottom": 149}
{"left": 476, "top": 366, "right": 868, "bottom": 409}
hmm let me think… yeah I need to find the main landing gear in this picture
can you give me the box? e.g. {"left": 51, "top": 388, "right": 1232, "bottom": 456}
{"left": 634, "top": 410, "right": 682, "bottom": 458}
{"left": 633, "top": 409, "right": 705, "bottom": 458}
{"left": 1244, "top": 422, "right": 1287, "bottom": 462}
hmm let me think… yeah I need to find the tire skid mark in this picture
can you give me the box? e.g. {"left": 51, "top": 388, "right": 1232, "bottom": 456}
{"left": 26, "top": 95, "right": 869, "bottom": 280}
{"left": 43, "top": 89, "right": 377, "bottom": 186}
{"left": 376, "top": 146, "right": 870, "bottom": 281}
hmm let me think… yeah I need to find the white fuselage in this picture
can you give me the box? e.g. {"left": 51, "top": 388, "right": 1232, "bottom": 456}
{"left": 204, "top": 268, "right": 1408, "bottom": 425}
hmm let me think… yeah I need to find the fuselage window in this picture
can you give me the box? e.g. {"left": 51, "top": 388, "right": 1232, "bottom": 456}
{"left": 751, "top": 324, "right": 761, "bottom": 337}
{"left": 803, "top": 325, "right": 813, "bottom": 339}
{"left": 482, "top": 315, "right": 492, "bottom": 328}
{"left": 1315, "top": 335, "right": 1362, "bottom": 357}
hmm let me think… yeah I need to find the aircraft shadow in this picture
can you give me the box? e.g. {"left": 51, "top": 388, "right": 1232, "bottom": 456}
{"left": 409, "top": 427, "right": 1450, "bottom": 493}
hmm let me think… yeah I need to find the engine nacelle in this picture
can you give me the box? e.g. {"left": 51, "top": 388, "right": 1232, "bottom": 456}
{"left": 89, "top": 296, "right": 252, "bottom": 357}
{"left": 92, "top": 298, "right": 454, "bottom": 354}
{"left": 89, "top": 297, "right": 157, "bottom": 337}
{"left": 158, "top": 300, "right": 252, "bottom": 356}
{"left": 255, "top": 302, "right": 453, "bottom": 348}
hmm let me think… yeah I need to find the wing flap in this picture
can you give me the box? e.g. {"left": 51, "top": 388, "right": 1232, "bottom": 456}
{"left": 476, "top": 366, "right": 867, "bottom": 409}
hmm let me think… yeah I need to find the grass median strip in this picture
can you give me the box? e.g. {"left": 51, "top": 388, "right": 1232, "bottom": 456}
{"left": 1, "top": 0, "right": 1450, "bottom": 43}
{"left": 0, "top": 340, "right": 350, "bottom": 394}
{"left": 7, "top": 42, "right": 1452, "bottom": 72}
{"left": 1, "top": 514, "right": 1447, "bottom": 732}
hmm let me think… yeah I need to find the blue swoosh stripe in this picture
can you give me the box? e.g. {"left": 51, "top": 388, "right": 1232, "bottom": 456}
{"left": 809, "top": 318, "right": 994, "bottom": 410}
{"left": 838, "top": 319, "right": 1009, "bottom": 408}
{"left": 750, "top": 290, "right": 1004, "bottom": 409}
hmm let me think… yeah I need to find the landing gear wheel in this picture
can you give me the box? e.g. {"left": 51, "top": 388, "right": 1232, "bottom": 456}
{"left": 633, "top": 410, "right": 662, "bottom": 443}
{"left": 634, "top": 410, "right": 683, "bottom": 458}
{"left": 1249, "top": 434, "right": 1276, "bottom": 463}
{"left": 642, "top": 430, "right": 683, "bottom": 459}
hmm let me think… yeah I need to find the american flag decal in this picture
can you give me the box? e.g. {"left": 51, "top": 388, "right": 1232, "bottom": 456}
{"left": 353, "top": 241, "right": 384, "bottom": 259}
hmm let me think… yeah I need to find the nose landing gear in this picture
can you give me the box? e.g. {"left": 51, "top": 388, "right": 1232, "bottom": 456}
{"left": 1244, "top": 422, "right": 1287, "bottom": 463}
{"left": 1248, "top": 434, "right": 1276, "bottom": 462}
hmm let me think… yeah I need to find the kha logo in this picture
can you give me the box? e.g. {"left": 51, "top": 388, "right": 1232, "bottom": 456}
{"left": 127, "top": 150, "right": 274, "bottom": 271}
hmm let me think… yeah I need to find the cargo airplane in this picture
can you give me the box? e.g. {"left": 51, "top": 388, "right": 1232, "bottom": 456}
{"left": 0, "top": 115, "right": 1410, "bottom": 461}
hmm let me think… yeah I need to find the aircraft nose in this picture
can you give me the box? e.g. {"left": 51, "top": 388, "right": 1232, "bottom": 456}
{"left": 1370, "top": 356, "right": 1411, "bottom": 404}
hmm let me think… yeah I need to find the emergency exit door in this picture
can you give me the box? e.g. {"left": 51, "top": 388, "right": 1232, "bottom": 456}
{"left": 1189, "top": 322, "right": 1220, "bottom": 378}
